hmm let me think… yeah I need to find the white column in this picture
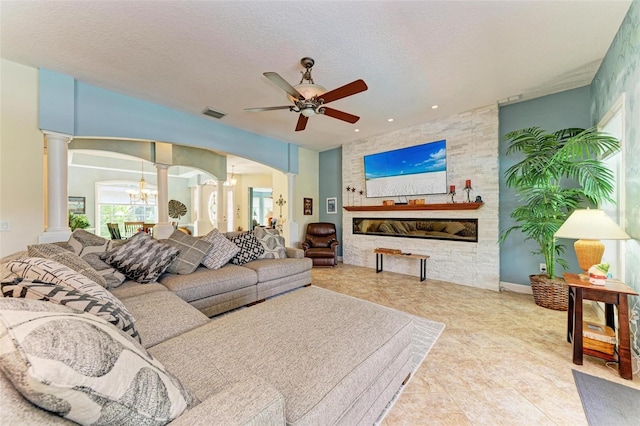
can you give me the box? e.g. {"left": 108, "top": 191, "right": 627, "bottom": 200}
{"left": 192, "top": 184, "right": 212, "bottom": 236}
{"left": 285, "top": 172, "right": 299, "bottom": 246}
{"left": 153, "top": 163, "right": 174, "bottom": 239}
{"left": 39, "top": 131, "right": 73, "bottom": 243}
{"left": 217, "top": 181, "right": 227, "bottom": 232}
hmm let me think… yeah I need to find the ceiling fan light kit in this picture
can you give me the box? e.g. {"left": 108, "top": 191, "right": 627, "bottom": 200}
{"left": 245, "top": 57, "right": 367, "bottom": 131}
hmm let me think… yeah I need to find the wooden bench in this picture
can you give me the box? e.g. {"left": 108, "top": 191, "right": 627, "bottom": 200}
{"left": 373, "top": 248, "right": 430, "bottom": 282}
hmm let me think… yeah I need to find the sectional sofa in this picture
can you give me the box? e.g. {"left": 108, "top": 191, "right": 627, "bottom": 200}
{"left": 0, "top": 229, "right": 419, "bottom": 424}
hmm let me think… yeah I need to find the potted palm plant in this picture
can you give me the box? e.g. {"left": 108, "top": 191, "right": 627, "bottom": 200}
{"left": 499, "top": 126, "right": 619, "bottom": 310}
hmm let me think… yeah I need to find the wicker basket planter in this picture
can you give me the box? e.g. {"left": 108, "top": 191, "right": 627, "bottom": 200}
{"left": 529, "top": 274, "right": 568, "bottom": 311}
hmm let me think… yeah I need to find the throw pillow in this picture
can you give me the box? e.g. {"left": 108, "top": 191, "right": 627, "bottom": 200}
{"left": 67, "top": 229, "right": 127, "bottom": 288}
{"left": 0, "top": 298, "right": 196, "bottom": 425}
{"left": 1, "top": 277, "right": 140, "bottom": 343}
{"left": 164, "top": 230, "right": 213, "bottom": 274}
{"left": 6, "top": 257, "right": 133, "bottom": 319}
{"left": 228, "top": 232, "right": 265, "bottom": 265}
{"left": 101, "top": 232, "right": 180, "bottom": 283}
{"left": 253, "top": 227, "right": 287, "bottom": 259}
{"left": 27, "top": 243, "right": 107, "bottom": 287}
{"left": 200, "top": 229, "right": 240, "bottom": 269}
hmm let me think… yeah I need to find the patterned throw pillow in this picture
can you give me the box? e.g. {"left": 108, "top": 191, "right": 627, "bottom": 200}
{"left": 101, "top": 232, "right": 180, "bottom": 283}
{"left": 253, "top": 227, "right": 287, "bottom": 259}
{"left": 27, "top": 243, "right": 107, "bottom": 287}
{"left": 200, "top": 229, "right": 240, "bottom": 269}
{"left": 0, "top": 298, "right": 196, "bottom": 425}
{"left": 7, "top": 257, "right": 132, "bottom": 319}
{"left": 1, "top": 278, "right": 140, "bottom": 343}
{"left": 228, "top": 232, "right": 265, "bottom": 265}
{"left": 164, "top": 230, "right": 213, "bottom": 275}
{"left": 67, "top": 229, "right": 127, "bottom": 288}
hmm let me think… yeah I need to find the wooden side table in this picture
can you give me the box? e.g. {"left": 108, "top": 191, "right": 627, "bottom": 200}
{"left": 564, "top": 272, "right": 638, "bottom": 380}
{"left": 374, "top": 249, "right": 429, "bottom": 282}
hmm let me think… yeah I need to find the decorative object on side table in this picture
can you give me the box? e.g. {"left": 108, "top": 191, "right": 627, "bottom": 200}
{"left": 168, "top": 200, "right": 187, "bottom": 221}
{"left": 498, "top": 126, "right": 620, "bottom": 310}
{"left": 448, "top": 185, "right": 456, "bottom": 203}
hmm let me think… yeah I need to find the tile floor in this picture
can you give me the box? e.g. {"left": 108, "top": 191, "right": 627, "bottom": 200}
{"left": 311, "top": 263, "right": 640, "bottom": 425}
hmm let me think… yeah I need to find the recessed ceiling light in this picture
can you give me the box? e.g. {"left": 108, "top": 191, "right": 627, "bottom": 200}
{"left": 432, "top": 105, "right": 438, "bottom": 109}
{"left": 387, "top": 118, "right": 394, "bottom": 122}
{"left": 354, "top": 129, "right": 360, "bottom": 132}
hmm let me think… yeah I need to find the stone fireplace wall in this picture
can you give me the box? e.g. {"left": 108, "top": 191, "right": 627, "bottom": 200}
{"left": 342, "top": 105, "right": 500, "bottom": 290}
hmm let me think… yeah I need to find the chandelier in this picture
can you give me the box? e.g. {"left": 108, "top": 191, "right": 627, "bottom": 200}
{"left": 126, "top": 161, "right": 157, "bottom": 205}
{"left": 223, "top": 165, "right": 237, "bottom": 187}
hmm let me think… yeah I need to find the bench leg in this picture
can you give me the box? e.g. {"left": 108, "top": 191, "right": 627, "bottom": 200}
{"left": 420, "top": 259, "right": 426, "bottom": 282}
{"left": 376, "top": 253, "right": 383, "bottom": 273}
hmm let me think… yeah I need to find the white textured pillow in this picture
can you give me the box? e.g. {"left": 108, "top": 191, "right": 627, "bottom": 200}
{"left": 0, "top": 298, "right": 196, "bottom": 425}
{"left": 253, "top": 227, "right": 287, "bottom": 259}
{"left": 101, "top": 233, "right": 180, "bottom": 283}
{"left": 7, "top": 257, "right": 133, "bottom": 320}
{"left": 28, "top": 243, "right": 107, "bottom": 287}
{"left": 1, "top": 278, "right": 140, "bottom": 343}
{"left": 200, "top": 229, "right": 240, "bottom": 269}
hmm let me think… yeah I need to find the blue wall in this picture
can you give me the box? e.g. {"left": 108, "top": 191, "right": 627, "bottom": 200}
{"left": 38, "top": 69, "right": 298, "bottom": 174}
{"left": 319, "top": 147, "right": 343, "bottom": 256}
{"left": 499, "top": 86, "right": 591, "bottom": 285}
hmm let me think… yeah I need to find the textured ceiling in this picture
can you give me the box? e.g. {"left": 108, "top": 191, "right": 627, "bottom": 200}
{"left": 0, "top": 1, "right": 631, "bottom": 154}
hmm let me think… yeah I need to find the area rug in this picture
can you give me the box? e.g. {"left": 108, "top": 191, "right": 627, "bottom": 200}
{"left": 572, "top": 369, "right": 640, "bottom": 425}
{"left": 375, "top": 314, "right": 446, "bottom": 424}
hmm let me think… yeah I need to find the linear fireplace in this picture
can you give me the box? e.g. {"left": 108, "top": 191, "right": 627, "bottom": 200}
{"left": 353, "top": 217, "right": 478, "bottom": 243}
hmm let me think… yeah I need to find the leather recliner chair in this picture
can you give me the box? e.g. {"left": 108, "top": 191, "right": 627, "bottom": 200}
{"left": 301, "top": 222, "right": 339, "bottom": 267}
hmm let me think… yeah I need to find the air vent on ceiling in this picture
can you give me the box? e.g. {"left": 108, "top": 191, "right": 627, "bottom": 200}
{"left": 202, "top": 107, "right": 227, "bottom": 119}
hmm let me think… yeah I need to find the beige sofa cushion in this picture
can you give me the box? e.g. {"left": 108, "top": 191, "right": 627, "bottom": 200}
{"left": 121, "top": 290, "right": 209, "bottom": 348}
{"left": 242, "top": 258, "right": 312, "bottom": 283}
{"left": 158, "top": 264, "right": 257, "bottom": 303}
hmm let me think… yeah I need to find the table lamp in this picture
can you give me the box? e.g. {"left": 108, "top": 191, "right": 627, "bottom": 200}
{"left": 554, "top": 208, "right": 630, "bottom": 273}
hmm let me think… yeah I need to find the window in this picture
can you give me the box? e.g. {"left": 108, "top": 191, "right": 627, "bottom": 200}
{"left": 96, "top": 181, "right": 157, "bottom": 238}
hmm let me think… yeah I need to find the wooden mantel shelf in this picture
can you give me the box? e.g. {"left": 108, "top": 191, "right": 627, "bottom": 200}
{"left": 343, "top": 202, "right": 484, "bottom": 212}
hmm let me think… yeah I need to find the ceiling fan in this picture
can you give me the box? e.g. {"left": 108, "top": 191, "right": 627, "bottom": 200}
{"left": 245, "top": 57, "right": 368, "bottom": 131}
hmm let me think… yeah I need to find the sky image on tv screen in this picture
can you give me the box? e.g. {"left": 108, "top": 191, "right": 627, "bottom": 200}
{"left": 364, "top": 139, "right": 446, "bottom": 179}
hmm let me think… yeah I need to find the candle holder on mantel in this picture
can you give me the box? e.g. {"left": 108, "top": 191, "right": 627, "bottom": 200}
{"left": 448, "top": 185, "right": 456, "bottom": 204}
{"left": 463, "top": 182, "right": 473, "bottom": 203}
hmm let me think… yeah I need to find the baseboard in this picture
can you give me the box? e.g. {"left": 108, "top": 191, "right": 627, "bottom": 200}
{"left": 499, "top": 281, "right": 533, "bottom": 295}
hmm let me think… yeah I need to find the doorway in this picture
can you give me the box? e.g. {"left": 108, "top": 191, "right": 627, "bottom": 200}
{"left": 249, "top": 188, "right": 273, "bottom": 230}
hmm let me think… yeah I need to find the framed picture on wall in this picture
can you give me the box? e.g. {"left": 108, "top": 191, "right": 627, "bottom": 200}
{"left": 303, "top": 198, "right": 312, "bottom": 215}
{"left": 68, "top": 196, "right": 86, "bottom": 215}
{"left": 326, "top": 197, "right": 337, "bottom": 214}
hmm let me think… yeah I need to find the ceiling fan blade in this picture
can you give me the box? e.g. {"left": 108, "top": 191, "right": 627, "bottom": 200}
{"left": 322, "top": 107, "right": 360, "bottom": 124}
{"left": 264, "top": 72, "right": 304, "bottom": 100}
{"left": 317, "top": 79, "right": 368, "bottom": 104}
{"left": 295, "top": 115, "right": 309, "bottom": 131}
{"left": 244, "top": 106, "right": 292, "bottom": 112}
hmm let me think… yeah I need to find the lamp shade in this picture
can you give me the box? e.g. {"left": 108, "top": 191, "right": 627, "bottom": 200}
{"left": 554, "top": 209, "right": 630, "bottom": 240}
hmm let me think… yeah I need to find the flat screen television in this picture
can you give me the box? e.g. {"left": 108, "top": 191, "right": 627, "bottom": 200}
{"left": 363, "top": 139, "right": 447, "bottom": 198}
